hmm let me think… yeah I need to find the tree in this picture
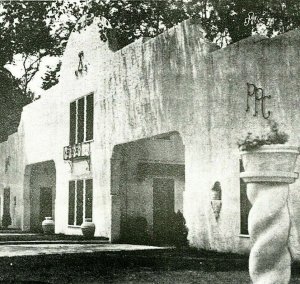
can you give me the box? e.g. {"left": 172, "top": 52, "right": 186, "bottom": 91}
{"left": 41, "top": 61, "right": 62, "bottom": 91}
{"left": 0, "top": 1, "right": 84, "bottom": 141}
{"left": 0, "top": 69, "right": 31, "bottom": 142}
{"left": 0, "top": 1, "right": 80, "bottom": 96}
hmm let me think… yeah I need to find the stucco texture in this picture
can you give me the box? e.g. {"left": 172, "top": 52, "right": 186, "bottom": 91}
{"left": 1, "top": 18, "right": 300, "bottom": 256}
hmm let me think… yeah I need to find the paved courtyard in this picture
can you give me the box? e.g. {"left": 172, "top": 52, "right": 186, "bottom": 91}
{"left": 0, "top": 243, "right": 166, "bottom": 257}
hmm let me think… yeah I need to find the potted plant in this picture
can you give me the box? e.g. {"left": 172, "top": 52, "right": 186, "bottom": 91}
{"left": 238, "top": 121, "right": 299, "bottom": 182}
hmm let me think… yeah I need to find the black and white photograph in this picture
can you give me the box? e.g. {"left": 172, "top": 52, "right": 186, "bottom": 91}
{"left": 1, "top": 0, "right": 300, "bottom": 283}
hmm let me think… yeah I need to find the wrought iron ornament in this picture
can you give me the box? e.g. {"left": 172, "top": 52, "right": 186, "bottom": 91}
{"left": 246, "top": 83, "right": 271, "bottom": 119}
{"left": 75, "top": 51, "right": 88, "bottom": 77}
{"left": 63, "top": 142, "right": 91, "bottom": 172}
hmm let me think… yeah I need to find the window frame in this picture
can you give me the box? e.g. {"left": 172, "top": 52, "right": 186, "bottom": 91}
{"left": 69, "top": 92, "right": 94, "bottom": 145}
{"left": 68, "top": 178, "right": 93, "bottom": 227}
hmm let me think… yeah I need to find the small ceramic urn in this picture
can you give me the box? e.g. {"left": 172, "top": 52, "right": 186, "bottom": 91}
{"left": 81, "top": 218, "right": 95, "bottom": 238}
{"left": 42, "top": 217, "right": 55, "bottom": 234}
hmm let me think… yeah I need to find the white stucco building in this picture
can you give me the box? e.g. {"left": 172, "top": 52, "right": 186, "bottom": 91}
{"left": 1, "top": 18, "right": 300, "bottom": 256}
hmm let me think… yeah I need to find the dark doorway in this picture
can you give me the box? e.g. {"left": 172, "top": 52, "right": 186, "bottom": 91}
{"left": 25, "top": 160, "right": 56, "bottom": 232}
{"left": 3, "top": 188, "right": 10, "bottom": 216}
{"left": 110, "top": 132, "right": 185, "bottom": 244}
{"left": 153, "top": 178, "right": 175, "bottom": 244}
{"left": 39, "top": 187, "right": 53, "bottom": 227}
{"left": 2, "top": 188, "right": 11, "bottom": 228}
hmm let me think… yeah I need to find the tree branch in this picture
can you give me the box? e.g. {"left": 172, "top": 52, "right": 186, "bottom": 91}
{"left": 20, "top": 52, "right": 42, "bottom": 96}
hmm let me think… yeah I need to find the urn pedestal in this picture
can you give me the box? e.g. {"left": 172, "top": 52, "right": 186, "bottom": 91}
{"left": 240, "top": 145, "right": 299, "bottom": 284}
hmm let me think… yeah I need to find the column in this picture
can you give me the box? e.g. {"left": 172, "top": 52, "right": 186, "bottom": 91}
{"left": 241, "top": 170, "right": 298, "bottom": 284}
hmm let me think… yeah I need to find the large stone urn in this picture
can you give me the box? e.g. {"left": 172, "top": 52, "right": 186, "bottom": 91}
{"left": 42, "top": 217, "right": 55, "bottom": 235}
{"left": 81, "top": 218, "right": 95, "bottom": 238}
{"left": 240, "top": 145, "right": 299, "bottom": 284}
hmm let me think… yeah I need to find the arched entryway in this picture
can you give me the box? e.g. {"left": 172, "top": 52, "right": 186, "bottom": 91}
{"left": 23, "top": 160, "right": 56, "bottom": 232}
{"left": 111, "top": 131, "right": 185, "bottom": 245}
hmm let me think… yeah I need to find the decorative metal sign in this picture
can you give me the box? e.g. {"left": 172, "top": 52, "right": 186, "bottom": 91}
{"left": 63, "top": 142, "right": 91, "bottom": 172}
{"left": 63, "top": 142, "right": 90, "bottom": 160}
{"left": 75, "top": 51, "right": 88, "bottom": 77}
{"left": 246, "top": 83, "right": 271, "bottom": 119}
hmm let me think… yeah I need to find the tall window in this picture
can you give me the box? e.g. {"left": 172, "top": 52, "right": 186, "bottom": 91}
{"left": 240, "top": 160, "right": 251, "bottom": 235}
{"left": 68, "top": 179, "right": 93, "bottom": 226}
{"left": 70, "top": 93, "right": 94, "bottom": 145}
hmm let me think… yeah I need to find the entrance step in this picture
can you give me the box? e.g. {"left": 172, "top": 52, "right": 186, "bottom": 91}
{"left": 0, "top": 231, "right": 109, "bottom": 244}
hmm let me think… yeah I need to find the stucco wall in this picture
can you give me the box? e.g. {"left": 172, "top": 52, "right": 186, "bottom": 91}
{"left": 0, "top": 132, "right": 25, "bottom": 229}
{"left": 96, "top": 20, "right": 300, "bottom": 254}
{"left": 1, "top": 18, "right": 300, "bottom": 256}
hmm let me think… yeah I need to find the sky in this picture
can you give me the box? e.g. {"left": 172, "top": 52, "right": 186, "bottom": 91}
{"left": 5, "top": 55, "right": 60, "bottom": 98}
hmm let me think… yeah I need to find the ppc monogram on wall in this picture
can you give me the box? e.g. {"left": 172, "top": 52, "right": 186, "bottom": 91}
{"left": 246, "top": 83, "right": 271, "bottom": 119}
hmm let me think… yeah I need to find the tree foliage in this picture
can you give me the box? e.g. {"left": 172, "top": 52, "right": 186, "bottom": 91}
{"left": 0, "top": 1, "right": 77, "bottom": 95}
{"left": 0, "top": 69, "right": 31, "bottom": 142}
{"left": 41, "top": 61, "right": 62, "bottom": 91}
